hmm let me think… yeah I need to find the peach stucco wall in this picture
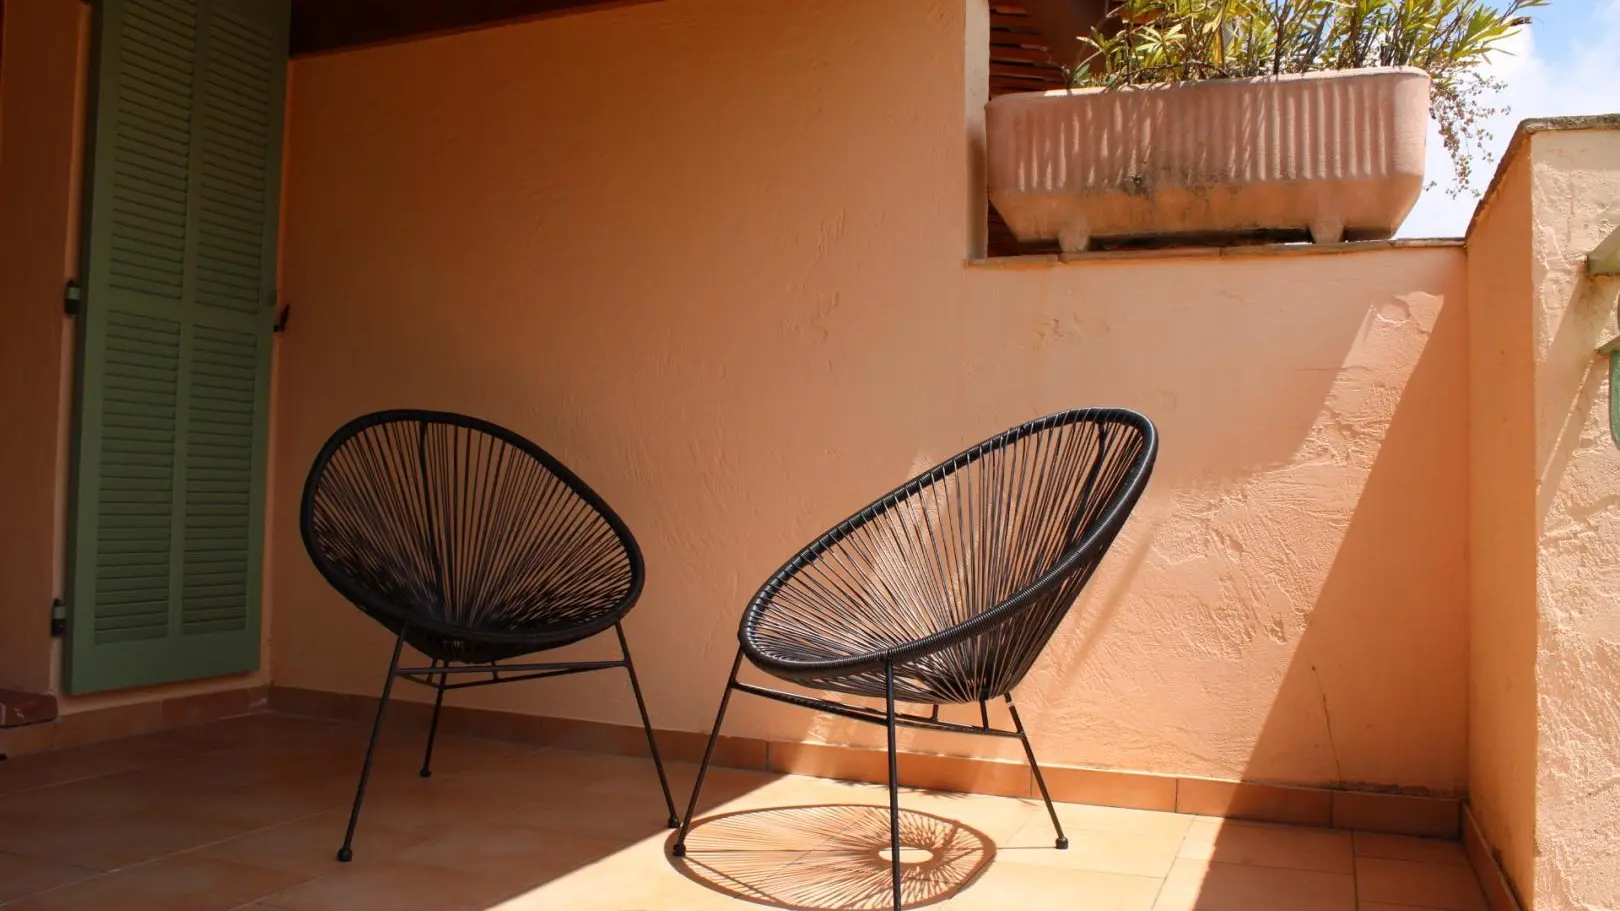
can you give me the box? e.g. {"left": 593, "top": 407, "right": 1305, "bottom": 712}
{"left": 0, "top": 0, "right": 80, "bottom": 693}
{"left": 1466, "top": 150, "right": 1540, "bottom": 900}
{"left": 1523, "top": 125, "right": 1620, "bottom": 911}
{"left": 270, "top": 0, "right": 1470, "bottom": 793}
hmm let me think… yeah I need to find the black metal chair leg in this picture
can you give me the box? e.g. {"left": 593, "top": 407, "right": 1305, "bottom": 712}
{"left": 617, "top": 623, "right": 679, "bottom": 827}
{"left": 1006, "top": 694, "right": 1068, "bottom": 850}
{"left": 419, "top": 658, "right": 447, "bottom": 778}
{"left": 885, "top": 662, "right": 903, "bottom": 911}
{"left": 672, "top": 650, "right": 743, "bottom": 857}
{"left": 338, "top": 630, "right": 407, "bottom": 862}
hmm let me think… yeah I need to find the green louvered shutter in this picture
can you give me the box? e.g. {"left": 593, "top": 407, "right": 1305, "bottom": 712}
{"left": 67, "top": 0, "right": 288, "bottom": 693}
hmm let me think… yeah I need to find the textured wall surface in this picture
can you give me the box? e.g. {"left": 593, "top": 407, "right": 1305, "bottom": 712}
{"left": 1466, "top": 149, "right": 1540, "bottom": 900}
{"left": 1526, "top": 125, "right": 1620, "bottom": 911}
{"left": 271, "top": 0, "right": 1471, "bottom": 792}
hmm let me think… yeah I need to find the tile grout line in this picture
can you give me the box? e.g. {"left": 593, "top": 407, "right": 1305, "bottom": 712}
{"left": 1351, "top": 828, "right": 1363, "bottom": 910}
{"left": 1151, "top": 801, "right": 1201, "bottom": 911}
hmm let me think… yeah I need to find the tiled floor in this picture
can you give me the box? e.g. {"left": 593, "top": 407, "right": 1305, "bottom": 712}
{"left": 0, "top": 714, "right": 1487, "bottom": 910}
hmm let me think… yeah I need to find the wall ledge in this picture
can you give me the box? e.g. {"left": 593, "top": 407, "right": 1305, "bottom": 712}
{"left": 1467, "top": 113, "right": 1620, "bottom": 240}
{"left": 969, "top": 237, "right": 1464, "bottom": 269}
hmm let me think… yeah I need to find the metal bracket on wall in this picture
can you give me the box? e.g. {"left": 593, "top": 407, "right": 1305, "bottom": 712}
{"left": 1591, "top": 222, "right": 1620, "bottom": 278}
{"left": 50, "top": 600, "right": 66, "bottom": 639}
{"left": 64, "top": 281, "right": 82, "bottom": 316}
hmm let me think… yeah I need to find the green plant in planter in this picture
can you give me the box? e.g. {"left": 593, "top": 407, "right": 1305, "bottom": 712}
{"left": 1071, "top": 0, "right": 1548, "bottom": 196}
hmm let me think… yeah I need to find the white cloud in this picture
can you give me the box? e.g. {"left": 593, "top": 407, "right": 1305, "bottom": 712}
{"left": 1398, "top": 0, "right": 1620, "bottom": 238}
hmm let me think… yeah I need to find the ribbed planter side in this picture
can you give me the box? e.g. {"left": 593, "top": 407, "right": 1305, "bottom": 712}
{"left": 986, "top": 68, "right": 1431, "bottom": 251}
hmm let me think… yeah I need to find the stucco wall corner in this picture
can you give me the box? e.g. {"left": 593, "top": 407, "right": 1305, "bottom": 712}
{"left": 1524, "top": 121, "right": 1620, "bottom": 911}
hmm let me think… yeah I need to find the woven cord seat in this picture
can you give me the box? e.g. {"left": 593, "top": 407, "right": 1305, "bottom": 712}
{"left": 301, "top": 410, "right": 678, "bottom": 862}
{"left": 671, "top": 408, "right": 1158, "bottom": 910}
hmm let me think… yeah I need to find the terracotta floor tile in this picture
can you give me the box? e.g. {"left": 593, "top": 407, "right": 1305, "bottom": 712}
{"left": 0, "top": 851, "right": 97, "bottom": 904}
{"left": 659, "top": 761, "right": 784, "bottom": 814}
{"left": 1353, "top": 831, "right": 1470, "bottom": 866}
{"left": 1179, "top": 817, "right": 1356, "bottom": 874}
{"left": 1154, "top": 858, "right": 1357, "bottom": 911}
{"left": 189, "top": 810, "right": 434, "bottom": 877}
{"left": 0, "top": 745, "right": 150, "bottom": 795}
{"left": 682, "top": 769, "right": 878, "bottom": 822}
{"left": 391, "top": 820, "right": 626, "bottom": 883}
{"left": 480, "top": 781, "right": 687, "bottom": 841}
{"left": 1051, "top": 800, "right": 1196, "bottom": 840}
{"left": 449, "top": 747, "right": 696, "bottom": 815}
{"left": 363, "top": 733, "right": 536, "bottom": 779}
{"left": 893, "top": 789, "right": 1040, "bottom": 842}
{"left": 328, "top": 772, "right": 519, "bottom": 836}
{"left": 1355, "top": 856, "right": 1487, "bottom": 911}
{"left": 1002, "top": 816, "right": 1184, "bottom": 877}
{"left": 485, "top": 864, "right": 749, "bottom": 911}
{"left": 4, "top": 854, "right": 309, "bottom": 911}
{"left": 168, "top": 780, "right": 352, "bottom": 830}
{"left": 0, "top": 715, "right": 1504, "bottom": 911}
{"left": 0, "top": 805, "right": 252, "bottom": 871}
{"left": 946, "top": 862, "right": 1162, "bottom": 911}
{"left": 0, "top": 774, "right": 157, "bottom": 827}
{"left": 260, "top": 859, "right": 520, "bottom": 911}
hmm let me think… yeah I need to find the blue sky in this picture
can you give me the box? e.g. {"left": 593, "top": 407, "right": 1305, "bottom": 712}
{"left": 1398, "top": 0, "right": 1620, "bottom": 237}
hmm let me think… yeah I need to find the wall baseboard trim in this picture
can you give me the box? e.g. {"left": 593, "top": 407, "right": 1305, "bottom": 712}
{"left": 267, "top": 684, "right": 1463, "bottom": 839}
{"left": 1463, "top": 802, "right": 1529, "bottom": 911}
{"left": 0, "top": 685, "right": 268, "bottom": 760}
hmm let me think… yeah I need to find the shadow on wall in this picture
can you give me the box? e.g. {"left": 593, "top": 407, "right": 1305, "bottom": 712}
{"left": 1236, "top": 270, "right": 1470, "bottom": 795}
{"left": 1536, "top": 247, "right": 1617, "bottom": 527}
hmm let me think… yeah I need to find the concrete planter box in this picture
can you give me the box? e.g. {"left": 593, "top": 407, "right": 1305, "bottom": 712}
{"left": 986, "top": 67, "right": 1430, "bottom": 251}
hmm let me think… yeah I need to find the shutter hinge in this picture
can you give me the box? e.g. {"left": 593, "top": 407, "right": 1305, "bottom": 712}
{"left": 50, "top": 599, "right": 66, "bottom": 638}
{"left": 64, "top": 281, "right": 82, "bottom": 317}
{"left": 273, "top": 302, "right": 290, "bottom": 333}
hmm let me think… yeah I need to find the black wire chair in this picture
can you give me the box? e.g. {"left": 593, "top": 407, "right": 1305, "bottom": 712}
{"left": 300, "top": 410, "right": 679, "bottom": 862}
{"left": 671, "top": 408, "right": 1158, "bottom": 910}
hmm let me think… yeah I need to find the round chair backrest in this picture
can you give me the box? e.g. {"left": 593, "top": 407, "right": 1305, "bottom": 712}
{"left": 300, "top": 411, "right": 643, "bottom": 643}
{"left": 744, "top": 408, "right": 1157, "bottom": 701}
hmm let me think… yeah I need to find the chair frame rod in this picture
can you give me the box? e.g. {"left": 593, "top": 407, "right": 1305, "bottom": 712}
{"left": 337, "top": 623, "right": 677, "bottom": 862}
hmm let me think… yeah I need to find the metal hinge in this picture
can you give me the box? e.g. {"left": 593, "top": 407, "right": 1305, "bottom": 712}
{"left": 50, "top": 600, "right": 66, "bottom": 638}
{"left": 271, "top": 291, "right": 289, "bottom": 333}
{"left": 64, "top": 281, "right": 82, "bottom": 316}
